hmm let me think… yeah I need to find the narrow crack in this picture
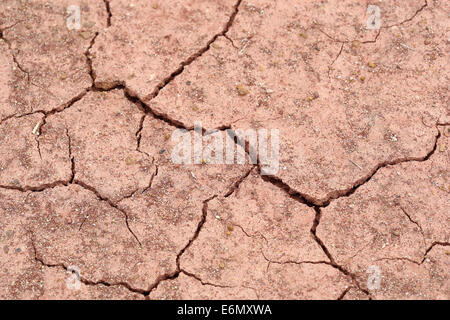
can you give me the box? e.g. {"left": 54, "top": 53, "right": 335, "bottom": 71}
{"left": 117, "top": 163, "right": 158, "bottom": 202}
{"left": 375, "top": 256, "right": 423, "bottom": 266}
{"left": 65, "top": 127, "right": 76, "bottom": 183}
{"left": 31, "top": 173, "right": 241, "bottom": 299}
{"left": 0, "top": 26, "right": 100, "bottom": 125}
{"left": 124, "top": 87, "right": 193, "bottom": 130}
{"left": 316, "top": 0, "right": 426, "bottom": 45}
{"left": 0, "top": 181, "right": 69, "bottom": 193}
{"left": 34, "top": 135, "right": 42, "bottom": 161}
{"left": 261, "top": 249, "right": 330, "bottom": 267}
{"left": 223, "top": 34, "right": 238, "bottom": 49}
{"left": 398, "top": 205, "right": 425, "bottom": 238}
{"left": 11, "top": 52, "right": 30, "bottom": 82}
{"left": 120, "top": 76, "right": 233, "bottom": 133}
{"left": 262, "top": 126, "right": 440, "bottom": 207}
{"left": 317, "top": 127, "right": 440, "bottom": 207}
{"left": 261, "top": 246, "right": 358, "bottom": 299}
{"left": 1, "top": 30, "right": 97, "bottom": 126}
{"left": 145, "top": 195, "right": 218, "bottom": 295}
{"left": 142, "top": 0, "right": 242, "bottom": 102}
{"left": 310, "top": 207, "right": 371, "bottom": 297}
{"left": 3, "top": 1, "right": 243, "bottom": 133}
{"left": 85, "top": 32, "right": 99, "bottom": 85}
{"left": 422, "top": 241, "right": 450, "bottom": 263}
{"left": 337, "top": 287, "right": 352, "bottom": 300}
{"left": 259, "top": 172, "right": 317, "bottom": 208}
{"left": 382, "top": 0, "right": 428, "bottom": 28}
{"left": 0, "top": 113, "right": 18, "bottom": 126}
{"left": 72, "top": 180, "right": 142, "bottom": 246}
{"left": 327, "top": 42, "right": 344, "bottom": 77}
{"left": 141, "top": 164, "right": 158, "bottom": 195}
{"left": 0, "top": 29, "right": 30, "bottom": 81}
{"left": 316, "top": 27, "right": 380, "bottom": 45}
{"left": 78, "top": 214, "right": 88, "bottom": 232}
{"left": 176, "top": 195, "right": 217, "bottom": 273}
{"left": 15, "top": 89, "right": 88, "bottom": 136}
{"left": 135, "top": 113, "right": 146, "bottom": 152}
{"left": 224, "top": 166, "right": 255, "bottom": 197}
{"left": 254, "top": 126, "right": 444, "bottom": 297}
{"left": 315, "top": 28, "right": 346, "bottom": 44}
{"left": 179, "top": 268, "right": 261, "bottom": 299}
{"left": 88, "top": 0, "right": 243, "bottom": 132}
{"left": 180, "top": 270, "right": 235, "bottom": 289}
{"left": 0, "top": 174, "right": 143, "bottom": 249}
{"left": 374, "top": 241, "right": 450, "bottom": 266}
{"left": 103, "top": 0, "right": 112, "bottom": 27}
{"left": 233, "top": 223, "right": 268, "bottom": 245}
{"left": 29, "top": 233, "right": 148, "bottom": 296}
{"left": 360, "top": 29, "right": 381, "bottom": 44}
{"left": 2, "top": 131, "right": 143, "bottom": 248}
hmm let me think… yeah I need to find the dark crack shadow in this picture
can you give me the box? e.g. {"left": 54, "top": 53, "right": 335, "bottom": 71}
{"left": 103, "top": 0, "right": 112, "bottom": 27}
{"left": 29, "top": 231, "right": 148, "bottom": 296}
{"left": 310, "top": 207, "right": 371, "bottom": 297}
{"left": 72, "top": 180, "right": 142, "bottom": 246}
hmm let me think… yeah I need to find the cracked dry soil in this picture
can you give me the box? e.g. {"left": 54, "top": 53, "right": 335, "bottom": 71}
{"left": 0, "top": 0, "right": 448, "bottom": 300}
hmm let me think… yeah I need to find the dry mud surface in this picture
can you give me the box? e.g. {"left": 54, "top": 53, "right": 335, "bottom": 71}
{"left": 0, "top": 0, "right": 448, "bottom": 299}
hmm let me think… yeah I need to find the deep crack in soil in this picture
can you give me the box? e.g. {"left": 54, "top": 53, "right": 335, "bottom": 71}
{"left": 0, "top": 0, "right": 448, "bottom": 300}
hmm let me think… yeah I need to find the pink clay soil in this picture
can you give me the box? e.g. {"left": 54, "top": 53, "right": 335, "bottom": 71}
{"left": 0, "top": 0, "right": 448, "bottom": 299}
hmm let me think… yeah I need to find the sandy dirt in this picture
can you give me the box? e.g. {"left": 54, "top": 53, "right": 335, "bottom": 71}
{"left": 0, "top": 0, "right": 448, "bottom": 300}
